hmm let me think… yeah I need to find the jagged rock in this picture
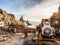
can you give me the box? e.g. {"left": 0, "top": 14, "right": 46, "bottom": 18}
{"left": 19, "top": 15, "right": 24, "bottom": 22}
{"left": 0, "top": 9, "right": 25, "bottom": 27}
{"left": 0, "top": 14, "right": 5, "bottom": 21}
{"left": 50, "top": 5, "right": 60, "bottom": 19}
{"left": 16, "top": 20, "right": 25, "bottom": 27}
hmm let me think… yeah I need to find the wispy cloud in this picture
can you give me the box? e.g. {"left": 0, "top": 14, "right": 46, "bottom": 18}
{"left": 14, "top": 0, "right": 59, "bottom": 21}
{"left": 14, "top": 0, "right": 43, "bottom": 8}
{"left": 0, "top": 0, "right": 60, "bottom": 21}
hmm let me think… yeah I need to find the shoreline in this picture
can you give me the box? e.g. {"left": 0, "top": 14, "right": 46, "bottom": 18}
{"left": 0, "top": 34, "right": 23, "bottom": 45}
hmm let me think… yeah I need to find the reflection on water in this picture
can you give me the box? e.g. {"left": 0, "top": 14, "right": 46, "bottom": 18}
{"left": 19, "top": 33, "right": 34, "bottom": 45}
{"left": 19, "top": 38, "right": 60, "bottom": 45}
{"left": 19, "top": 39, "right": 25, "bottom": 45}
{"left": 19, "top": 33, "right": 60, "bottom": 45}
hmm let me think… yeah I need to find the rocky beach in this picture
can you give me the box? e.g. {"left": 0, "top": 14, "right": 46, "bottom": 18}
{"left": 0, "top": 34, "right": 24, "bottom": 45}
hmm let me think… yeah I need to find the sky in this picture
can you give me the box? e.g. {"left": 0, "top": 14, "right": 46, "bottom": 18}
{"left": 0, "top": 0, "right": 60, "bottom": 22}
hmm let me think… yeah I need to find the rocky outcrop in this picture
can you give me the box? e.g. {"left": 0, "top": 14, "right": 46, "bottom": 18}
{"left": 0, "top": 9, "right": 25, "bottom": 27}
{"left": 50, "top": 5, "right": 60, "bottom": 19}
{"left": 16, "top": 20, "right": 25, "bottom": 27}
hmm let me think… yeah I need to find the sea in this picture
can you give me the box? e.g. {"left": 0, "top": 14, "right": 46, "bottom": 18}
{"left": 27, "top": 21, "right": 41, "bottom": 28}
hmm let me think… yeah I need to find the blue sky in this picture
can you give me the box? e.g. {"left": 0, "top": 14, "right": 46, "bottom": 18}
{"left": 0, "top": 0, "right": 43, "bottom": 12}
{"left": 0, "top": 0, "right": 60, "bottom": 21}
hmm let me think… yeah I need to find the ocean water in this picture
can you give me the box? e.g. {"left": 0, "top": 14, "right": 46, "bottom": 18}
{"left": 27, "top": 21, "right": 41, "bottom": 28}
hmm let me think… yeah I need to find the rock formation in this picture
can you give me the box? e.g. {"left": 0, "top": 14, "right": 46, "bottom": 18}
{"left": 0, "top": 9, "right": 25, "bottom": 27}
{"left": 50, "top": 5, "right": 60, "bottom": 19}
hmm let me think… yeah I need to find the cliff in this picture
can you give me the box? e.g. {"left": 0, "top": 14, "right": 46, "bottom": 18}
{"left": 0, "top": 9, "right": 25, "bottom": 27}
{"left": 50, "top": 5, "right": 60, "bottom": 19}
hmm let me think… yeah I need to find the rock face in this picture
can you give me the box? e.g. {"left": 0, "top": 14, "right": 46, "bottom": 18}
{"left": 50, "top": 5, "right": 60, "bottom": 19}
{"left": 50, "top": 5, "right": 60, "bottom": 27}
{"left": 0, "top": 9, "right": 25, "bottom": 27}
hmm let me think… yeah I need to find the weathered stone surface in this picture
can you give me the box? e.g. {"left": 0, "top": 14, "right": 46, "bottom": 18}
{"left": 50, "top": 5, "right": 60, "bottom": 19}
{"left": 0, "top": 9, "right": 25, "bottom": 27}
{"left": 16, "top": 20, "right": 25, "bottom": 27}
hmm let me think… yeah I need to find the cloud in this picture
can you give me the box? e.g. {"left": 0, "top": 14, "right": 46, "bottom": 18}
{"left": 14, "top": 0, "right": 59, "bottom": 21}
{"left": 0, "top": 0, "right": 59, "bottom": 21}
{"left": 14, "top": 0, "right": 43, "bottom": 8}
